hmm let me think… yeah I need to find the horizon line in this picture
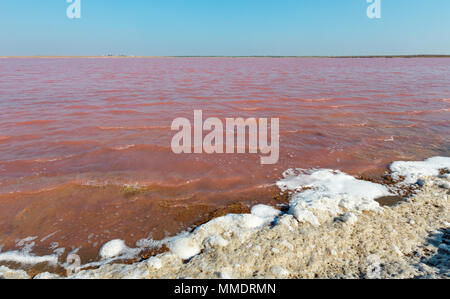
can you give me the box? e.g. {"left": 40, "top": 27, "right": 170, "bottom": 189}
{"left": 1, "top": 54, "right": 450, "bottom": 59}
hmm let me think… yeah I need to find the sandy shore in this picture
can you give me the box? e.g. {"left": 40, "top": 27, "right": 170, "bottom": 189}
{"left": 1, "top": 163, "right": 449, "bottom": 279}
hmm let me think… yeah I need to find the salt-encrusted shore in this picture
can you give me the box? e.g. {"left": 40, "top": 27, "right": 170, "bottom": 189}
{"left": 1, "top": 158, "right": 449, "bottom": 279}
{"left": 66, "top": 176, "right": 449, "bottom": 279}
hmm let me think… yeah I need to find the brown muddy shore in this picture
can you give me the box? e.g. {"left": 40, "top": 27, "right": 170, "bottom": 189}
{"left": 0, "top": 165, "right": 406, "bottom": 277}
{"left": 0, "top": 165, "right": 402, "bottom": 271}
{"left": 1, "top": 174, "right": 448, "bottom": 279}
{"left": 0, "top": 182, "right": 288, "bottom": 277}
{"left": 68, "top": 175, "right": 450, "bottom": 279}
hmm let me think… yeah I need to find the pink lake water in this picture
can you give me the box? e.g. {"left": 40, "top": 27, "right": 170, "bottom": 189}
{"left": 0, "top": 57, "right": 449, "bottom": 267}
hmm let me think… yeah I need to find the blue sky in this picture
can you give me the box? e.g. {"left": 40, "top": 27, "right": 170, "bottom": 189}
{"left": 1, "top": 0, "right": 449, "bottom": 56}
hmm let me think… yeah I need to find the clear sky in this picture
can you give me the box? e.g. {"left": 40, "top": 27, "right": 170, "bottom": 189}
{"left": 1, "top": 0, "right": 449, "bottom": 56}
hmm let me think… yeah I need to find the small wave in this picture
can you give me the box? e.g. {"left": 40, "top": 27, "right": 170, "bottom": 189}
{"left": 369, "top": 136, "right": 396, "bottom": 142}
{"left": 97, "top": 125, "right": 170, "bottom": 131}
{"left": 336, "top": 122, "right": 368, "bottom": 128}
{"left": 110, "top": 143, "right": 172, "bottom": 152}
{"left": 66, "top": 112, "right": 90, "bottom": 116}
{"left": 111, "top": 144, "right": 136, "bottom": 151}
{"left": 0, "top": 236, "right": 60, "bottom": 266}
{"left": 230, "top": 99, "right": 266, "bottom": 104}
{"left": 78, "top": 176, "right": 246, "bottom": 191}
{"left": 79, "top": 180, "right": 147, "bottom": 189}
{"left": 53, "top": 140, "right": 98, "bottom": 146}
{"left": 23, "top": 100, "right": 58, "bottom": 106}
{"left": 65, "top": 105, "right": 101, "bottom": 110}
{"left": 137, "top": 101, "right": 177, "bottom": 107}
{"left": 0, "top": 251, "right": 59, "bottom": 266}
{"left": 106, "top": 110, "right": 142, "bottom": 115}
{"left": 40, "top": 231, "right": 60, "bottom": 242}
{"left": 33, "top": 155, "right": 75, "bottom": 163}
{"left": 238, "top": 107, "right": 261, "bottom": 111}
{"left": 300, "top": 98, "right": 334, "bottom": 103}
{"left": 375, "top": 109, "right": 449, "bottom": 116}
{"left": 15, "top": 120, "right": 56, "bottom": 126}
{"left": 230, "top": 98, "right": 283, "bottom": 104}
{"left": 379, "top": 124, "right": 416, "bottom": 129}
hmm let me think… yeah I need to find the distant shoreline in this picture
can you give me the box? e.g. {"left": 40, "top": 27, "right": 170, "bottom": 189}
{"left": 1, "top": 55, "right": 450, "bottom": 59}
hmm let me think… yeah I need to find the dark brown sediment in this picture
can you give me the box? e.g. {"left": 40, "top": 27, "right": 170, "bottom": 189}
{"left": 375, "top": 196, "right": 404, "bottom": 206}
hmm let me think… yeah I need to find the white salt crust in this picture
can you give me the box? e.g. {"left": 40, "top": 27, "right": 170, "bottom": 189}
{"left": 390, "top": 156, "right": 450, "bottom": 184}
{"left": 1, "top": 157, "right": 448, "bottom": 279}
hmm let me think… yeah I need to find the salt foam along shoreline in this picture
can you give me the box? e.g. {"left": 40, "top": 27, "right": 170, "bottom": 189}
{"left": 0, "top": 156, "right": 449, "bottom": 279}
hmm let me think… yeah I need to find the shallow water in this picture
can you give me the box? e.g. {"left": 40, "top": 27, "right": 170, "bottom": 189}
{"left": 0, "top": 57, "right": 449, "bottom": 266}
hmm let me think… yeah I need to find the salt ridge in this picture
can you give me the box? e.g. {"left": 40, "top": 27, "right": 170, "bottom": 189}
{"left": 277, "top": 168, "right": 392, "bottom": 226}
{"left": 390, "top": 156, "right": 450, "bottom": 184}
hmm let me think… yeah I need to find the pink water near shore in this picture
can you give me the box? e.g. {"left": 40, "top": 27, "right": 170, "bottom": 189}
{"left": 0, "top": 58, "right": 449, "bottom": 265}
